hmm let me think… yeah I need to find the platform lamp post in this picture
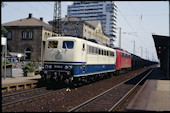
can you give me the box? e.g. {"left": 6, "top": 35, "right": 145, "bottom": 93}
{"left": 1, "top": 37, "right": 7, "bottom": 79}
{"left": 17, "top": 54, "right": 22, "bottom": 64}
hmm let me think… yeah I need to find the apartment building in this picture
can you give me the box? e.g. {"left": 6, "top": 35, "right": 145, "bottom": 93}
{"left": 67, "top": 1, "right": 117, "bottom": 47}
{"left": 48, "top": 16, "right": 110, "bottom": 45}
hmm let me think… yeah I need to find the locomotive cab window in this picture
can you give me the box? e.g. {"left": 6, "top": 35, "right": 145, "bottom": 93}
{"left": 48, "top": 41, "right": 58, "bottom": 48}
{"left": 63, "top": 41, "right": 74, "bottom": 49}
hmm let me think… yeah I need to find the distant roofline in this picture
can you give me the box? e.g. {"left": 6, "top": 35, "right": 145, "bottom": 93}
{"left": 2, "top": 13, "right": 52, "bottom": 30}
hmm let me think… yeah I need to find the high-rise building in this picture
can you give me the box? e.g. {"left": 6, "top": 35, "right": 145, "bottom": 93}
{"left": 67, "top": 1, "right": 117, "bottom": 47}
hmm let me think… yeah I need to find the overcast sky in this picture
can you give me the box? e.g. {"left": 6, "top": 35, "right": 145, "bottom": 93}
{"left": 1, "top": 1, "right": 169, "bottom": 62}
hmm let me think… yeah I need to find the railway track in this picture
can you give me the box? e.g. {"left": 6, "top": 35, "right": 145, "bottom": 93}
{"left": 2, "top": 87, "right": 65, "bottom": 109}
{"left": 2, "top": 66, "right": 156, "bottom": 112}
{"left": 68, "top": 68, "right": 154, "bottom": 112}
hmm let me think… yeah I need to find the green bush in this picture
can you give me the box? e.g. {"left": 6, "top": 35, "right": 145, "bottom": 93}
{"left": 35, "top": 69, "right": 41, "bottom": 75}
{"left": 22, "top": 63, "right": 35, "bottom": 73}
{"left": 2, "top": 57, "right": 11, "bottom": 65}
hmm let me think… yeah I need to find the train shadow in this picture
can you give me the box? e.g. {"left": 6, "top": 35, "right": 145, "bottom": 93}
{"left": 124, "top": 67, "right": 167, "bottom": 86}
{"left": 146, "top": 67, "right": 167, "bottom": 80}
{"left": 34, "top": 79, "right": 68, "bottom": 90}
{"left": 34, "top": 78, "right": 100, "bottom": 91}
{"left": 124, "top": 68, "right": 152, "bottom": 86}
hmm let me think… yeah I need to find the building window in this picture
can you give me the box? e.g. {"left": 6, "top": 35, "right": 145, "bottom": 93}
{"left": 28, "top": 31, "right": 33, "bottom": 39}
{"left": 48, "top": 33, "right": 50, "bottom": 38}
{"left": 44, "top": 32, "right": 47, "bottom": 40}
{"left": 7, "top": 32, "right": 12, "bottom": 39}
{"left": 22, "top": 32, "right": 27, "bottom": 39}
{"left": 22, "top": 31, "right": 33, "bottom": 39}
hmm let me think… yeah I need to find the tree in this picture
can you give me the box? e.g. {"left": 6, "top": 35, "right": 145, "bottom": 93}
{"left": 1, "top": 2, "right": 8, "bottom": 37}
{"left": 1, "top": 27, "right": 8, "bottom": 37}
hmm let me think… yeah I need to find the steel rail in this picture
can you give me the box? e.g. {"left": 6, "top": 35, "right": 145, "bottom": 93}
{"left": 2, "top": 87, "right": 66, "bottom": 108}
{"left": 108, "top": 68, "right": 154, "bottom": 112}
{"left": 67, "top": 68, "right": 153, "bottom": 112}
{"left": 2, "top": 87, "right": 46, "bottom": 98}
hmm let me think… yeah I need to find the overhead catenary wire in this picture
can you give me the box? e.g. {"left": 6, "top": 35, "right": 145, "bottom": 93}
{"left": 117, "top": 7, "right": 135, "bottom": 33}
{"left": 128, "top": 2, "right": 157, "bottom": 60}
{"left": 117, "top": 3, "right": 157, "bottom": 61}
{"left": 117, "top": 6, "right": 140, "bottom": 55}
{"left": 117, "top": 2, "right": 153, "bottom": 59}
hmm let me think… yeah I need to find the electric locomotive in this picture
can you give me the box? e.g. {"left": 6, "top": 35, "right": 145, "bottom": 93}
{"left": 40, "top": 36, "right": 117, "bottom": 84}
{"left": 114, "top": 48, "right": 132, "bottom": 74}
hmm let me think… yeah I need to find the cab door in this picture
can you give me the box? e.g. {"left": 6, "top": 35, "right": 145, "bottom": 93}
{"left": 82, "top": 42, "right": 87, "bottom": 73}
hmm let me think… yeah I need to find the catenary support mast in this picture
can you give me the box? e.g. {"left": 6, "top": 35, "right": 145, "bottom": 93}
{"left": 52, "top": 1, "right": 61, "bottom": 36}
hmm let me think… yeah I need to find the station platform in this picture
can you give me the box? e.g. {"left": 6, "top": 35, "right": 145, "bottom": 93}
{"left": 2, "top": 74, "right": 41, "bottom": 86}
{"left": 126, "top": 66, "right": 170, "bottom": 111}
{"left": 1, "top": 68, "right": 41, "bottom": 86}
{"left": 1, "top": 70, "right": 41, "bottom": 93}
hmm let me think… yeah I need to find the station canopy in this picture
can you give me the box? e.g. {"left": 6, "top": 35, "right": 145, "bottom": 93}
{"left": 152, "top": 35, "right": 170, "bottom": 59}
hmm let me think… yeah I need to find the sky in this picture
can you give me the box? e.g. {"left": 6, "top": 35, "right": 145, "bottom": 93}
{"left": 1, "top": 1, "right": 169, "bottom": 62}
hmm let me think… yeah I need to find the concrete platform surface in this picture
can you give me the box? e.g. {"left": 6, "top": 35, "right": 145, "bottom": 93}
{"left": 126, "top": 67, "right": 170, "bottom": 112}
{"left": 2, "top": 74, "right": 41, "bottom": 86}
{"left": 146, "top": 90, "right": 170, "bottom": 111}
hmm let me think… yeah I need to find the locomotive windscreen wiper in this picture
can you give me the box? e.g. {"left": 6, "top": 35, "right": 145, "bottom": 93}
{"left": 65, "top": 42, "right": 68, "bottom": 51}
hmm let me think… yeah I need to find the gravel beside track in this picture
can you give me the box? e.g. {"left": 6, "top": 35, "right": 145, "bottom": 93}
{"left": 2, "top": 65, "right": 156, "bottom": 112}
{"left": 115, "top": 85, "right": 142, "bottom": 112}
{"left": 70, "top": 68, "right": 153, "bottom": 112}
{"left": 2, "top": 87, "right": 63, "bottom": 108}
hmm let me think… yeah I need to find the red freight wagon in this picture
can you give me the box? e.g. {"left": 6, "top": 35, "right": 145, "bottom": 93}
{"left": 115, "top": 48, "right": 132, "bottom": 73}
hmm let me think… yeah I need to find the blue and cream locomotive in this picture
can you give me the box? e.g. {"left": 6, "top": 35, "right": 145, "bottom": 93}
{"left": 40, "top": 36, "right": 117, "bottom": 84}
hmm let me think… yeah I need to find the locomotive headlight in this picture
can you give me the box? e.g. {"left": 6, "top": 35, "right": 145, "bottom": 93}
{"left": 44, "top": 65, "right": 49, "bottom": 69}
{"left": 44, "top": 64, "right": 52, "bottom": 69}
{"left": 54, "top": 72, "right": 57, "bottom": 76}
{"left": 64, "top": 65, "right": 69, "bottom": 69}
{"left": 64, "top": 65, "right": 72, "bottom": 70}
{"left": 49, "top": 65, "right": 52, "bottom": 69}
{"left": 69, "top": 66, "right": 73, "bottom": 69}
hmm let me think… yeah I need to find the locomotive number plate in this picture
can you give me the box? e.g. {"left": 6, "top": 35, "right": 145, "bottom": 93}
{"left": 54, "top": 65, "right": 63, "bottom": 68}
